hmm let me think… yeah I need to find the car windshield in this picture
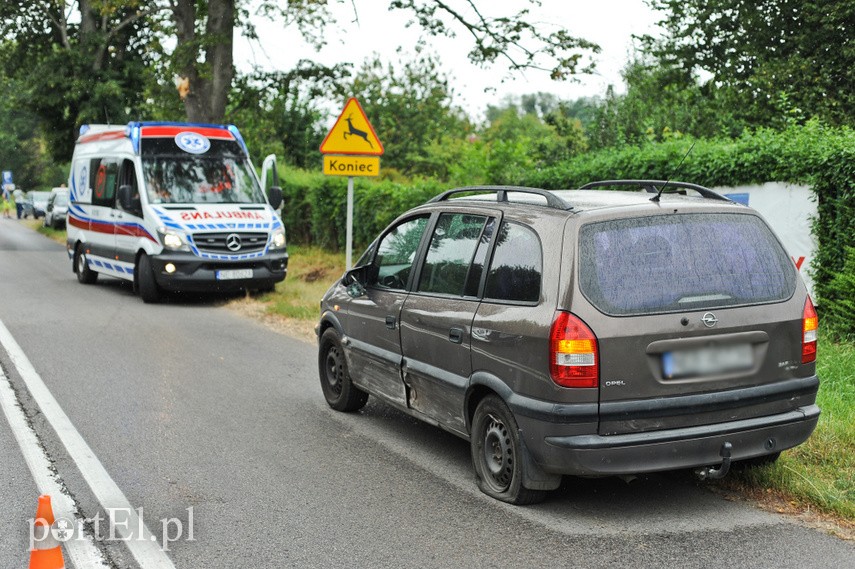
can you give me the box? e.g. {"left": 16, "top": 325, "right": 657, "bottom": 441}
{"left": 141, "top": 155, "right": 265, "bottom": 205}
{"left": 55, "top": 194, "right": 68, "bottom": 206}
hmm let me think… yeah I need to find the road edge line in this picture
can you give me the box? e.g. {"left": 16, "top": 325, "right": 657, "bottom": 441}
{"left": 0, "top": 318, "right": 176, "bottom": 568}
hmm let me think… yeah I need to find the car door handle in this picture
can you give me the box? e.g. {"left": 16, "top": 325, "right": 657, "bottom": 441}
{"left": 385, "top": 316, "right": 397, "bottom": 330}
{"left": 449, "top": 327, "right": 464, "bottom": 344}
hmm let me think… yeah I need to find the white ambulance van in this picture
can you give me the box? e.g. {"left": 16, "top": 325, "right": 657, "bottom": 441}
{"left": 66, "top": 121, "right": 287, "bottom": 302}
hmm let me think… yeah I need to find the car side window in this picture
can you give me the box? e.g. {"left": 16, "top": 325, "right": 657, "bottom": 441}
{"left": 484, "top": 222, "right": 543, "bottom": 303}
{"left": 374, "top": 216, "right": 430, "bottom": 291}
{"left": 418, "top": 213, "right": 488, "bottom": 296}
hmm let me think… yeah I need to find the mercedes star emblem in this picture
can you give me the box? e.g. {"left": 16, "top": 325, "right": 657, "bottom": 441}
{"left": 225, "top": 233, "right": 242, "bottom": 252}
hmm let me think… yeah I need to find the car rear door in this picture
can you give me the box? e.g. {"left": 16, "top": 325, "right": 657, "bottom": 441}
{"left": 573, "top": 211, "right": 816, "bottom": 435}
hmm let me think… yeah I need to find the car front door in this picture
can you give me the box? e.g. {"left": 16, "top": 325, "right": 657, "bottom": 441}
{"left": 345, "top": 215, "right": 431, "bottom": 407}
{"left": 399, "top": 212, "right": 496, "bottom": 435}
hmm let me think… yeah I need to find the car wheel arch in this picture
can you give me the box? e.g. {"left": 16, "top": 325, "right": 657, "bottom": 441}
{"left": 318, "top": 311, "right": 346, "bottom": 341}
{"left": 465, "top": 371, "right": 515, "bottom": 434}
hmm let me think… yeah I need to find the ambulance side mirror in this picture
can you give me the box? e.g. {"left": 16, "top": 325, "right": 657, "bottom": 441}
{"left": 267, "top": 186, "right": 283, "bottom": 210}
{"left": 118, "top": 185, "right": 141, "bottom": 215}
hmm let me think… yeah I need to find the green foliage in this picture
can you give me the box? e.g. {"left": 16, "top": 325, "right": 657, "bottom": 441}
{"left": 279, "top": 169, "right": 444, "bottom": 252}
{"left": 587, "top": 60, "right": 747, "bottom": 148}
{"left": 0, "top": 72, "right": 67, "bottom": 189}
{"left": 823, "top": 247, "right": 855, "bottom": 341}
{"left": 0, "top": 1, "right": 154, "bottom": 161}
{"left": 645, "top": 0, "right": 855, "bottom": 129}
{"left": 345, "top": 53, "right": 471, "bottom": 176}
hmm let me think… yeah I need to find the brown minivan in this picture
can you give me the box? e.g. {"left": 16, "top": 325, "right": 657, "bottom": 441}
{"left": 317, "top": 181, "right": 820, "bottom": 504}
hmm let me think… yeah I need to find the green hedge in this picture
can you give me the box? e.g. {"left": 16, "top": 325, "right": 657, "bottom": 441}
{"left": 280, "top": 121, "right": 855, "bottom": 337}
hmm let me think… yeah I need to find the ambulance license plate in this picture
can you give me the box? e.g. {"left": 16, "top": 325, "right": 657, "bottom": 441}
{"left": 216, "top": 269, "right": 253, "bottom": 280}
{"left": 662, "top": 343, "right": 753, "bottom": 379}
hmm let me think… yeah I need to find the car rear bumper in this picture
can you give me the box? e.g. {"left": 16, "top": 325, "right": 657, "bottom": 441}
{"left": 527, "top": 404, "right": 819, "bottom": 476}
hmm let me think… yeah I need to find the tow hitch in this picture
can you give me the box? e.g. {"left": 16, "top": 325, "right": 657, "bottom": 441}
{"left": 695, "top": 442, "right": 733, "bottom": 481}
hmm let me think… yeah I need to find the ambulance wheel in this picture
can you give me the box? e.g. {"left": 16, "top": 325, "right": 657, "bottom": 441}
{"left": 75, "top": 246, "right": 98, "bottom": 284}
{"left": 137, "top": 254, "right": 161, "bottom": 304}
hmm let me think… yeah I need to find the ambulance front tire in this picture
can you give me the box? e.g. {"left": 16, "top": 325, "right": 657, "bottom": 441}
{"left": 75, "top": 246, "right": 98, "bottom": 284}
{"left": 136, "top": 253, "right": 161, "bottom": 303}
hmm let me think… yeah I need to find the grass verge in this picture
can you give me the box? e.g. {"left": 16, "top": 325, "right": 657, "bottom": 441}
{"left": 227, "top": 245, "right": 346, "bottom": 342}
{"left": 714, "top": 336, "right": 854, "bottom": 533}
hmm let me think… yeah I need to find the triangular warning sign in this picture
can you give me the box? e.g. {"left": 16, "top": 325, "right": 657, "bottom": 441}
{"left": 320, "top": 98, "right": 384, "bottom": 156}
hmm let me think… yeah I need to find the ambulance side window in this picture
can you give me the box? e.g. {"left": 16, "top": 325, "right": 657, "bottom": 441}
{"left": 117, "top": 159, "right": 141, "bottom": 214}
{"left": 91, "top": 158, "right": 119, "bottom": 208}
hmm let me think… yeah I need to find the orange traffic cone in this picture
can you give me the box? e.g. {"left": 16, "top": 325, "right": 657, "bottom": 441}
{"left": 29, "top": 495, "right": 65, "bottom": 569}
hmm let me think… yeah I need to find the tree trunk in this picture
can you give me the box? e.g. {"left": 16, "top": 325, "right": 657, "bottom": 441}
{"left": 172, "top": 0, "right": 235, "bottom": 123}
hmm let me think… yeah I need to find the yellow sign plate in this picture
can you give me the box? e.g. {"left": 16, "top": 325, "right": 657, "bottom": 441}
{"left": 323, "top": 155, "right": 381, "bottom": 177}
{"left": 319, "top": 98, "right": 384, "bottom": 156}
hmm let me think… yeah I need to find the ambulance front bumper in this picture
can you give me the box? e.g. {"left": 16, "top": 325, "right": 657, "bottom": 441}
{"left": 150, "top": 250, "right": 288, "bottom": 291}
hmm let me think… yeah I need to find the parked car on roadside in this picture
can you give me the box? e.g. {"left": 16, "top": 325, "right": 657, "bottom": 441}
{"left": 316, "top": 180, "right": 820, "bottom": 504}
{"left": 29, "top": 191, "right": 50, "bottom": 219}
{"left": 44, "top": 187, "right": 69, "bottom": 229}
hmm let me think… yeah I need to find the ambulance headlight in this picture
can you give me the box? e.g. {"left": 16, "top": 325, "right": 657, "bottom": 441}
{"left": 270, "top": 228, "right": 286, "bottom": 250}
{"left": 157, "top": 227, "right": 190, "bottom": 251}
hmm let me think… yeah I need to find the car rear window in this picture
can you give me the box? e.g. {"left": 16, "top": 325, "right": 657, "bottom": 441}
{"left": 579, "top": 213, "right": 797, "bottom": 315}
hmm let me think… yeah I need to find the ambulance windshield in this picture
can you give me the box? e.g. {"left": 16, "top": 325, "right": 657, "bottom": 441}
{"left": 141, "top": 155, "right": 266, "bottom": 205}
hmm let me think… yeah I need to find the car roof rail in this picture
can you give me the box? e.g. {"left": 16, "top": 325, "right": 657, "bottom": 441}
{"left": 579, "top": 180, "right": 733, "bottom": 202}
{"left": 428, "top": 186, "right": 572, "bottom": 210}
{"left": 579, "top": 179, "right": 732, "bottom": 202}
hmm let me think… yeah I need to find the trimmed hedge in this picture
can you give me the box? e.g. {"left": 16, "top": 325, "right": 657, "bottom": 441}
{"left": 280, "top": 121, "right": 855, "bottom": 337}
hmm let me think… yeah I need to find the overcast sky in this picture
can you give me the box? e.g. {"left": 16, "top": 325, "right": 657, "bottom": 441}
{"left": 234, "top": 1, "right": 661, "bottom": 121}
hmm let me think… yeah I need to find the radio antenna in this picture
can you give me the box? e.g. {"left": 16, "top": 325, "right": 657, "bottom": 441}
{"left": 652, "top": 141, "right": 696, "bottom": 202}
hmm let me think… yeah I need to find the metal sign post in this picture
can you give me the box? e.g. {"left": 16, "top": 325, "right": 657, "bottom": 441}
{"left": 319, "top": 98, "right": 384, "bottom": 270}
{"left": 346, "top": 177, "right": 354, "bottom": 269}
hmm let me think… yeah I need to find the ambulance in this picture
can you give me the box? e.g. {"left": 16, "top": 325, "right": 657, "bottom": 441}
{"left": 66, "top": 122, "right": 288, "bottom": 302}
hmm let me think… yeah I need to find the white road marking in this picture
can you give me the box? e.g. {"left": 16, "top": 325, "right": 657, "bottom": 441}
{"left": 0, "top": 372, "right": 107, "bottom": 568}
{"left": 0, "top": 318, "right": 177, "bottom": 568}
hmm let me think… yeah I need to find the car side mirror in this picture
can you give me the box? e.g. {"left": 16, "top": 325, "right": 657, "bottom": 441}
{"left": 118, "top": 185, "right": 140, "bottom": 214}
{"left": 343, "top": 265, "right": 375, "bottom": 298}
{"left": 268, "top": 186, "right": 283, "bottom": 210}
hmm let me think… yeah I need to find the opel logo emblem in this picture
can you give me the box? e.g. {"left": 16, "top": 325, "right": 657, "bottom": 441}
{"left": 701, "top": 312, "right": 719, "bottom": 328}
{"left": 226, "top": 233, "right": 242, "bottom": 252}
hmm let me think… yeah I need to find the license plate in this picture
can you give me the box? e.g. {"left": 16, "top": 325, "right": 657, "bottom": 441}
{"left": 662, "top": 343, "right": 753, "bottom": 379}
{"left": 216, "top": 269, "right": 253, "bottom": 280}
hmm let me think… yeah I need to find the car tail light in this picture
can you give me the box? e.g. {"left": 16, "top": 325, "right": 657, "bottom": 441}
{"left": 802, "top": 297, "right": 818, "bottom": 364}
{"left": 550, "top": 311, "right": 599, "bottom": 388}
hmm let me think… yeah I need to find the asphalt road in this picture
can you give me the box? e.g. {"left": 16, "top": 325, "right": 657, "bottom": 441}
{"left": 0, "top": 218, "right": 852, "bottom": 568}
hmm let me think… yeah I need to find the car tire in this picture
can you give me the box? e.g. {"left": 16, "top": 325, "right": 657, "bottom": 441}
{"left": 75, "top": 246, "right": 98, "bottom": 284}
{"left": 137, "top": 254, "right": 161, "bottom": 304}
{"left": 318, "top": 328, "right": 368, "bottom": 412}
{"left": 471, "top": 395, "right": 547, "bottom": 505}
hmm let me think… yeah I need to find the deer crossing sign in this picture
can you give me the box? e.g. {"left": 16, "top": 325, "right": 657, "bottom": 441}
{"left": 320, "top": 98, "right": 384, "bottom": 177}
